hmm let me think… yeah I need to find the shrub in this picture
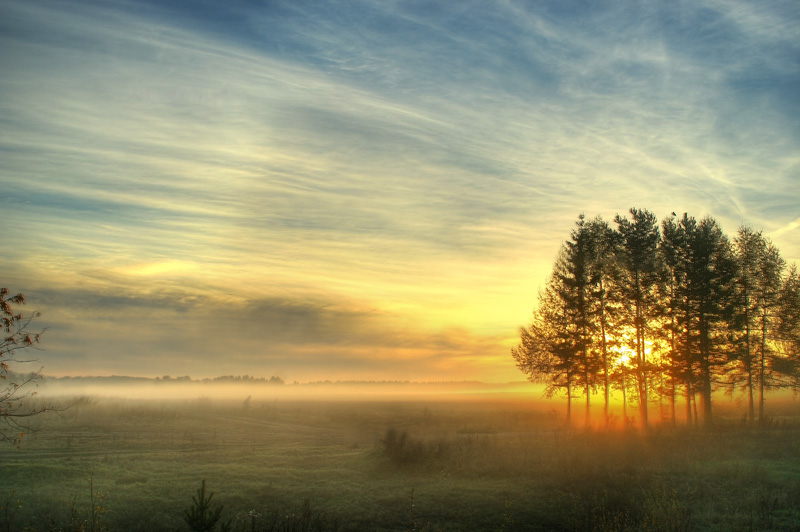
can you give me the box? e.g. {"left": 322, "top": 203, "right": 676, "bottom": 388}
{"left": 380, "top": 428, "right": 437, "bottom": 466}
{"left": 184, "top": 480, "right": 231, "bottom": 532}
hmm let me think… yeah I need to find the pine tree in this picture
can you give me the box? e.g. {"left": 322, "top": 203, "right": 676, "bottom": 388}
{"left": 585, "top": 217, "right": 623, "bottom": 425}
{"left": 512, "top": 268, "right": 581, "bottom": 424}
{"left": 776, "top": 265, "right": 800, "bottom": 389}
{"left": 753, "top": 241, "right": 786, "bottom": 425}
{"left": 514, "top": 209, "right": 797, "bottom": 430}
{"left": 184, "top": 480, "right": 231, "bottom": 532}
{"left": 660, "top": 215, "right": 734, "bottom": 427}
{"left": 614, "top": 208, "right": 663, "bottom": 428}
{"left": 661, "top": 214, "right": 698, "bottom": 425}
{"left": 731, "top": 226, "right": 766, "bottom": 425}
{"left": 558, "top": 215, "right": 599, "bottom": 426}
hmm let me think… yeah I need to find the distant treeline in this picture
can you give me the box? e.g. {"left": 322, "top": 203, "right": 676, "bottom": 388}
{"left": 40, "top": 374, "right": 287, "bottom": 385}
{"left": 160, "top": 374, "right": 287, "bottom": 384}
{"left": 40, "top": 374, "right": 495, "bottom": 387}
{"left": 513, "top": 209, "right": 800, "bottom": 429}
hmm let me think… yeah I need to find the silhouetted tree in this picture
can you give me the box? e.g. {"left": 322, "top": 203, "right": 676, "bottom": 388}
{"left": 752, "top": 240, "right": 788, "bottom": 425}
{"left": 0, "top": 287, "right": 48, "bottom": 445}
{"left": 184, "top": 480, "right": 231, "bottom": 532}
{"left": 659, "top": 215, "right": 735, "bottom": 427}
{"left": 614, "top": 208, "right": 663, "bottom": 428}
{"left": 687, "top": 216, "right": 735, "bottom": 427}
{"left": 515, "top": 210, "right": 797, "bottom": 430}
{"left": 585, "top": 217, "right": 623, "bottom": 424}
{"left": 776, "top": 265, "right": 800, "bottom": 388}
{"left": 731, "top": 226, "right": 767, "bottom": 425}
{"left": 559, "top": 215, "right": 600, "bottom": 425}
{"left": 513, "top": 262, "right": 581, "bottom": 424}
{"left": 660, "top": 214, "right": 695, "bottom": 425}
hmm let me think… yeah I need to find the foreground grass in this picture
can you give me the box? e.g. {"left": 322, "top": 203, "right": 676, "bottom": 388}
{"left": 1, "top": 397, "right": 799, "bottom": 531}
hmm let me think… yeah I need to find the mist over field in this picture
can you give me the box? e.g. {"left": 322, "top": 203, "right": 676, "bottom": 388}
{"left": 37, "top": 375, "right": 544, "bottom": 403}
{"left": 3, "top": 386, "right": 798, "bottom": 531}
{"left": 2, "top": 0, "right": 800, "bottom": 530}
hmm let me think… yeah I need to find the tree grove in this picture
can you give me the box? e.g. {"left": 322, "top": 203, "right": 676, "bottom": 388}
{"left": 512, "top": 209, "right": 800, "bottom": 429}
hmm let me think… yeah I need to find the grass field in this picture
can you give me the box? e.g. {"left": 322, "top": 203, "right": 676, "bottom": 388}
{"left": 1, "top": 393, "right": 799, "bottom": 531}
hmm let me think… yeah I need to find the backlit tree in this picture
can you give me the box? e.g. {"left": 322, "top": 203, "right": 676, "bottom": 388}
{"left": 614, "top": 208, "right": 663, "bottom": 428}
{"left": 513, "top": 262, "right": 582, "bottom": 424}
{"left": 514, "top": 208, "right": 797, "bottom": 429}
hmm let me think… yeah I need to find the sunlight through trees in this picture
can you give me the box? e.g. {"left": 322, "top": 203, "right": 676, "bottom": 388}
{"left": 513, "top": 209, "right": 800, "bottom": 429}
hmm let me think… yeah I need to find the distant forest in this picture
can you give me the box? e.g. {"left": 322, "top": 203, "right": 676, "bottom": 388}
{"left": 513, "top": 208, "right": 799, "bottom": 428}
{"left": 41, "top": 374, "right": 287, "bottom": 385}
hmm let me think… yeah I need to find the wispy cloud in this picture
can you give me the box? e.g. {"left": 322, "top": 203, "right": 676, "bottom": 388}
{"left": 1, "top": 0, "right": 797, "bottom": 379}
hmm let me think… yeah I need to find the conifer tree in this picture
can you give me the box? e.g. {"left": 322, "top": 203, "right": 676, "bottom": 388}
{"left": 731, "top": 226, "right": 766, "bottom": 425}
{"left": 753, "top": 241, "right": 786, "bottom": 425}
{"left": 776, "top": 265, "right": 800, "bottom": 388}
{"left": 512, "top": 265, "right": 581, "bottom": 424}
{"left": 614, "top": 208, "right": 663, "bottom": 428}
{"left": 661, "top": 214, "right": 701, "bottom": 425}
{"left": 585, "top": 217, "right": 623, "bottom": 425}
{"left": 558, "top": 215, "right": 599, "bottom": 425}
{"left": 514, "top": 209, "right": 797, "bottom": 429}
{"left": 184, "top": 480, "right": 231, "bottom": 532}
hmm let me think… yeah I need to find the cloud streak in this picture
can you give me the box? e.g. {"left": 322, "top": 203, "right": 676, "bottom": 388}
{"left": 1, "top": 0, "right": 797, "bottom": 380}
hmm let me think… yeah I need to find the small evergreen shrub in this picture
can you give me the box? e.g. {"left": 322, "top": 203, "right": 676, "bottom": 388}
{"left": 184, "top": 480, "right": 231, "bottom": 532}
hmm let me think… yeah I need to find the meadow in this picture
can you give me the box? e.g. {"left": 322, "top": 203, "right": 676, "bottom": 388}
{"left": 1, "top": 391, "right": 799, "bottom": 531}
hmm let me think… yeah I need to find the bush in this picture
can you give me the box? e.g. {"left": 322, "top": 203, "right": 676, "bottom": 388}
{"left": 185, "top": 480, "right": 231, "bottom": 532}
{"left": 380, "top": 428, "right": 451, "bottom": 466}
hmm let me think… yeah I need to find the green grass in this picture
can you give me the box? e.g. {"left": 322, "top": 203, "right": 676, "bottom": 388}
{"left": 1, "top": 397, "right": 799, "bottom": 531}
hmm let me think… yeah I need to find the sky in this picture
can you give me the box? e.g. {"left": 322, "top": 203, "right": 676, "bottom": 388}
{"left": 1, "top": 0, "right": 798, "bottom": 383}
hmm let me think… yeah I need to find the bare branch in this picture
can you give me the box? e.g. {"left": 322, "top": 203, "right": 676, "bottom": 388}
{"left": 0, "top": 288, "right": 57, "bottom": 445}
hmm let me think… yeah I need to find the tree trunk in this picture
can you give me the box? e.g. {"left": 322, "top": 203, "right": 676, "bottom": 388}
{"left": 668, "top": 292, "right": 678, "bottom": 426}
{"left": 699, "top": 310, "right": 713, "bottom": 428}
{"left": 701, "top": 354, "right": 712, "bottom": 426}
{"left": 582, "top": 326, "right": 590, "bottom": 428}
{"left": 702, "top": 369, "right": 712, "bottom": 427}
{"left": 585, "top": 391, "right": 590, "bottom": 428}
{"left": 635, "top": 270, "right": 648, "bottom": 429}
{"left": 622, "top": 372, "right": 628, "bottom": 428}
{"left": 599, "top": 281, "right": 610, "bottom": 425}
{"left": 638, "top": 325, "right": 648, "bottom": 428}
{"left": 747, "top": 367, "right": 754, "bottom": 427}
{"left": 686, "top": 380, "right": 692, "bottom": 426}
{"left": 745, "top": 292, "right": 754, "bottom": 426}
{"left": 566, "top": 378, "right": 572, "bottom": 425}
{"left": 580, "top": 288, "right": 591, "bottom": 428}
{"left": 758, "top": 306, "right": 767, "bottom": 427}
{"left": 670, "top": 383, "right": 676, "bottom": 426}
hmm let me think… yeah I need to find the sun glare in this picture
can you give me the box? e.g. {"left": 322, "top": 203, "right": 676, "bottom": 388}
{"left": 608, "top": 327, "right": 659, "bottom": 369}
{"left": 613, "top": 348, "right": 634, "bottom": 368}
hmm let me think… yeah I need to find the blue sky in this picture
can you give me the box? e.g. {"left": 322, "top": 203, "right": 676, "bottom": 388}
{"left": 1, "top": 0, "right": 798, "bottom": 382}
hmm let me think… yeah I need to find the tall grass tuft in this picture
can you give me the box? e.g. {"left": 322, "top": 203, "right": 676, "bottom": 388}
{"left": 235, "top": 499, "right": 340, "bottom": 532}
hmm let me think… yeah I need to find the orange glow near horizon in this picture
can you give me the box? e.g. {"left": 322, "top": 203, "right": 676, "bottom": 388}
{"left": 2, "top": 1, "right": 798, "bottom": 383}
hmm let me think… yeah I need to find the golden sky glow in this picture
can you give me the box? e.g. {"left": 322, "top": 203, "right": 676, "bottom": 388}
{"left": 1, "top": 0, "right": 798, "bottom": 382}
